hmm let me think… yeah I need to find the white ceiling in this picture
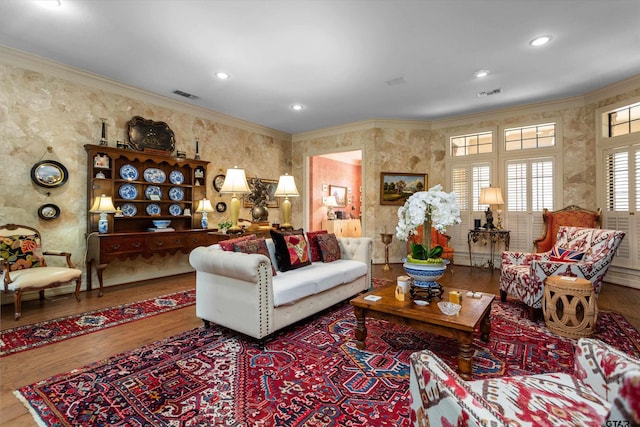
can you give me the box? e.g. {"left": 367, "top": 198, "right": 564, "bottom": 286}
{"left": 1, "top": 0, "right": 639, "bottom": 135}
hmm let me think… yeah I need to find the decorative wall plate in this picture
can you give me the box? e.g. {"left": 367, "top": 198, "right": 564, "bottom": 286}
{"left": 119, "top": 183, "right": 138, "bottom": 200}
{"left": 169, "top": 204, "right": 182, "bottom": 216}
{"left": 38, "top": 203, "right": 60, "bottom": 220}
{"left": 143, "top": 168, "right": 166, "bottom": 183}
{"left": 146, "top": 204, "right": 161, "bottom": 216}
{"left": 121, "top": 203, "right": 137, "bottom": 217}
{"left": 213, "top": 174, "right": 225, "bottom": 192}
{"left": 216, "top": 201, "right": 227, "bottom": 213}
{"left": 119, "top": 164, "right": 139, "bottom": 181}
{"left": 145, "top": 185, "right": 162, "bottom": 200}
{"left": 31, "top": 160, "right": 69, "bottom": 188}
{"left": 127, "top": 116, "right": 175, "bottom": 153}
{"left": 168, "top": 187, "right": 184, "bottom": 201}
{"left": 169, "top": 170, "right": 184, "bottom": 184}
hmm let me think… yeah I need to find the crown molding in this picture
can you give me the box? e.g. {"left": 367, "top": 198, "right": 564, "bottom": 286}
{"left": 292, "top": 118, "right": 430, "bottom": 141}
{"left": 584, "top": 74, "right": 640, "bottom": 105}
{"left": 0, "top": 45, "right": 291, "bottom": 141}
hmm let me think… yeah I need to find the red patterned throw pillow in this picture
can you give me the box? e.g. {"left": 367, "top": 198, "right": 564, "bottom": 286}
{"left": 233, "top": 239, "right": 277, "bottom": 276}
{"left": 218, "top": 234, "right": 257, "bottom": 251}
{"left": 550, "top": 246, "right": 585, "bottom": 263}
{"left": 306, "top": 230, "right": 328, "bottom": 262}
{"left": 270, "top": 229, "right": 311, "bottom": 272}
{"left": 316, "top": 233, "right": 341, "bottom": 263}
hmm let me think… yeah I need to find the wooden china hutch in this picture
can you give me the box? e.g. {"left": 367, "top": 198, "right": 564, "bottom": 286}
{"left": 85, "top": 144, "right": 210, "bottom": 296}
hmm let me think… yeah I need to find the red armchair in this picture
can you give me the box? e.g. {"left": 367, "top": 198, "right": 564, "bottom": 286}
{"left": 534, "top": 205, "right": 601, "bottom": 252}
{"left": 408, "top": 225, "right": 454, "bottom": 265}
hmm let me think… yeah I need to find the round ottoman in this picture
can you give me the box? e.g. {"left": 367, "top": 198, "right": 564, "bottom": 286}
{"left": 543, "top": 275, "right": 597, "bottom": 338}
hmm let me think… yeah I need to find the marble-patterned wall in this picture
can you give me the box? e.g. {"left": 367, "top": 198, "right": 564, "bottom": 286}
{"left": 0, "top": 58, "right": 290, "bottom": 301}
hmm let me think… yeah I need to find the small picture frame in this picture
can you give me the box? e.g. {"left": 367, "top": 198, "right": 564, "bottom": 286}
{"left": 322, "top": 183, "right": 328, "bottom": 192}
{"left": 329, "top": 185, "right": 347, "bottom": 207}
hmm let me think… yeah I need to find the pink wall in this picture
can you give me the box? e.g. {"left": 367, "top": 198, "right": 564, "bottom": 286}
{"left": 309, "top": 156, "right": 362, "bottom": 231}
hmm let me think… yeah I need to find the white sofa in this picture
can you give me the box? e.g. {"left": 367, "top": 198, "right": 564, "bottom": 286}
{"left": 189, "top": 236, "right": 373, "bottom": 340}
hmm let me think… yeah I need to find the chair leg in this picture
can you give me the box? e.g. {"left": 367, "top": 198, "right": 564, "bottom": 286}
{"left": 39, "top": 289, "right": 45, "bottom": 301}
{"left": 500, "top": 290, "right": 507, "bottom": 302}
{"left": 74, "top": 277, "right": 82, "bottom": 302}
{"left": 14, "top": 291, "right": 22, "bottom": 320}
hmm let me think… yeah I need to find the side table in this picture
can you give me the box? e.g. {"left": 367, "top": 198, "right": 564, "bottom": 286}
{"left": 543, "top": 276, "right": 597, "bottom": 338}
{"left": 467, "top": 229, "right": 510, "bottom": 269}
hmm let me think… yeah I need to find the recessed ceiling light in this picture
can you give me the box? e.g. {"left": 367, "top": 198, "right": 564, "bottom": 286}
{"left": 215, "top": 72, "right": 230, "bottom": 80}
{"left": 474, "top": 69, "right": 490, "bottom": 78}
{"left": 36, "top": 0, "right": 61, "bottom": 8}
{"left": 529, "top": 35, "right": 552, "bottom": 47}
{"left": 291, "top": 104, "right": 304, "bottom": 111}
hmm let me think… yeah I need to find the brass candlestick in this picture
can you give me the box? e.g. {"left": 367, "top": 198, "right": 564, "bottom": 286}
{"left": 381, "top": 233, "right": 393, "bottom": 271}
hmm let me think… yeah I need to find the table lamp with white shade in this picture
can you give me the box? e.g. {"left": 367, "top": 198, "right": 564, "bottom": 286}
{"left": 274, "top": 173, "right": 300, "bottom": 228}
{"left": 323, "top": 196, "right": 339, "bottom": 220}
{"left": 479, "top": 186, "right": 504, "bottom": 229}
{"left": 195, "top": 198, "right": 215, "bottom": 229}
{"left": 89, "top": 194, "right": 117, "bottom": 234}
{"left": 219, "top": 166, "right": 251, "bottom": 231}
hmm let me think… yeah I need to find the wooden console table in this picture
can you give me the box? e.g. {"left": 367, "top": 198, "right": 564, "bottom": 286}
{"left": 86, "top": 229, "right": 212, "bottom": 296}
{"left": 467, "top": 229, "right": 510, "bottom": 269}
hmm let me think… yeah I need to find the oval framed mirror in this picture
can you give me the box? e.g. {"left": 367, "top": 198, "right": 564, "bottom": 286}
{"left": 31, "top": 160, "right": 69, "bottom": 188}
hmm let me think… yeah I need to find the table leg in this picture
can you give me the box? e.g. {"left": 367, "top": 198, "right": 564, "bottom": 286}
{"left": 353, "top": 306, "right": 367, "bottom": 349}
{"left": 480, "top": 306, "right": 491, "bottom": 342}
{"left": 457, "top": 333, "right": 473, "bottom": 381}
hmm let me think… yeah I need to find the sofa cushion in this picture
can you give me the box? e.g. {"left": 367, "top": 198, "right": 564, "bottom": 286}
{"left": 317, "top": 233, "right": 341, "bottom": 263}
{"left": 270, "top": 229, "right": 311, "bottom": 272}
{"left": 218, "top": 234, "right": 256, "bottom": 251}
{"left": 468, "top": 373, "right": 611, "bottom": 427}
{"left": 233, "top": 239, "right": 276, "bottom": 276}
{"left": 306, "top": 230, "right": 328, "bottom": 262}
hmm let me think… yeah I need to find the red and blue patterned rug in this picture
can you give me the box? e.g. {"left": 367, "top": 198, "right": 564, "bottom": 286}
{"left": 1, "top": 289, "right": 196, "bottom": 357}
{"left": 14, "top": 298, "right": 640, "bottom": 426}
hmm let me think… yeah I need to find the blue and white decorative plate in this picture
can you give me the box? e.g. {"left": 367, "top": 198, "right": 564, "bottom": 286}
{"left": 145, "top": 185, "right": 162, "bottom": 200}
{"left": 119, "top": 164, "right": 139, "bottom": 181}
{"left": 169, "top": 170, "right": 184, "bottom": 185}
{"left": 121, "top": 203, "right": 137, "bottom": 217}
{"left": 119, "top": 183, "right": 138, "bottom": 200}
{"left": 169, "top": 204, "right": 182, "bottom": 216}
{"left": 168, "top": 187, "right": 184, "bottom": 201}
{"left": 143, "top": 168, "right": 166, "bottom": 183}
{"left": 146, "top": 203, "right": 161, "bottom": 216}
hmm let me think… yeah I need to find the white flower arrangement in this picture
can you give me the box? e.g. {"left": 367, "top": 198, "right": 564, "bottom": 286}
{"left": 396, "top": 184, "right": 461, "bottom": 260}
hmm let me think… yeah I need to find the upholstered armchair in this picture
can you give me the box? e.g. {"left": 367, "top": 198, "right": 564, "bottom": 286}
{"left": 409, "top": 338, "right": 640, "bottom": 426}
{"left": 0, "top": 224, "right": 81, "bottom": 319}
{"left": 534, "top": 205, "right": 601, "bottom": 252}
{"left": 408, "top": 224, "right": 454, "bottom": 265}
{"left": 500, "top": 226, "right": 625, "bottom": 320}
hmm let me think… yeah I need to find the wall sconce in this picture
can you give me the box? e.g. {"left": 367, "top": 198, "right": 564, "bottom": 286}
{"left": 195, "top": 198, "right": 215, "bottom": 229}
{"left": 323, "top": 196, "right": 339, "bottom": 220}
{"left": 219, "top": 166, "right": 250, "bottom": 231}
{"left": 89, "top": 194, "right": 116, "bottom": 234}
{"left": 479, "top": 186, "right": 504, "bottom": 229}
{"left": 274, "top": 173, "right": 300, "bottom": 229}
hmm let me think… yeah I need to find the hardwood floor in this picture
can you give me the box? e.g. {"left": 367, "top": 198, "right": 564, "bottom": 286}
{"left": 1, "top": 265, "right": 639, "bottom": 426}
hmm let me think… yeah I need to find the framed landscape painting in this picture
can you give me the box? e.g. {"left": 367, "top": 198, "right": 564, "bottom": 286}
{"left": 329, "top": 185, "right": 347, "bottom": 207}
{"left": 380, "top": 172, "right": 427, "bottom": 205}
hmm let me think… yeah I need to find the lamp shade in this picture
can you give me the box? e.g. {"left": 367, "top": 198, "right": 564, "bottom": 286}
{"left": 274, "top": 174, "right": 299, "bottom": 197}
{"left": 195, "top": 198, "right": 215, "bottom": 213}
{"left": 89, "top": 195, "right": 117, "bottom": 213}
{"left": 479, "top": 187, "right": 504, "bottom": 205}
{"left": 323, "top": 196, "right": 339, "bottom": 207}
{"left": 220, "top": 167, "right": 250, "bottom": 194}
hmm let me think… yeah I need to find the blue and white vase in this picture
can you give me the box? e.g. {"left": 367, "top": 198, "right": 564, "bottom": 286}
{"left": 402, "top": 260, "right": 448, "bottom": 288}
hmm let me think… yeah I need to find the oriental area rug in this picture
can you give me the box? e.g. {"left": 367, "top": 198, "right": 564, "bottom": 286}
{"left": 1, "top": 289, "right": 196, "bottom": 357}
{"left": 15, "top": 299, "right": 640, "bottom": 427}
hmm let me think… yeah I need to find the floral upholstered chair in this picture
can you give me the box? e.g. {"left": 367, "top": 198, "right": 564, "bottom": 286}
{"left": 409, "top": 338, "right": 640, "bottom": 426}
{"left": 534, "top": 205, "right": 601, "bottom": 252}
{"left": 408, "top": 224, "right": 454, "bottom": 265}
{"left": 0, "top": 224, "right": 81, "bottom": 319}
{"left": 500, "top": 226, "right": 625, "bottom": 320}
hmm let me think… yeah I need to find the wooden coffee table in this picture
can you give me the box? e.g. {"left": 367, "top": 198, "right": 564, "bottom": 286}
{"left": 350, "top": 283, "right": 495, "bottom": 380}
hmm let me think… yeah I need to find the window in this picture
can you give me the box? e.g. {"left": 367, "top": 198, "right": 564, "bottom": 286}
{"left": 450, "top": 132, "right": 493, "bottom": 156}
{"left": 608, "top": 102, "right": 640, "bottom": 137}
{"left": 504, "top": 123, "right": 556, "bottom": 151}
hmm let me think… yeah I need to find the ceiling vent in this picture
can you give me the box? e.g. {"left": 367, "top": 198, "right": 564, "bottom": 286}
{"left": 173, "top": 90, "right": 199, "bottom": 100}
{"left": 477, "top": 88, "right": 502, "bottom": 97}
{"left": 385, "top": 77, "right": 406, "bottom": 86}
